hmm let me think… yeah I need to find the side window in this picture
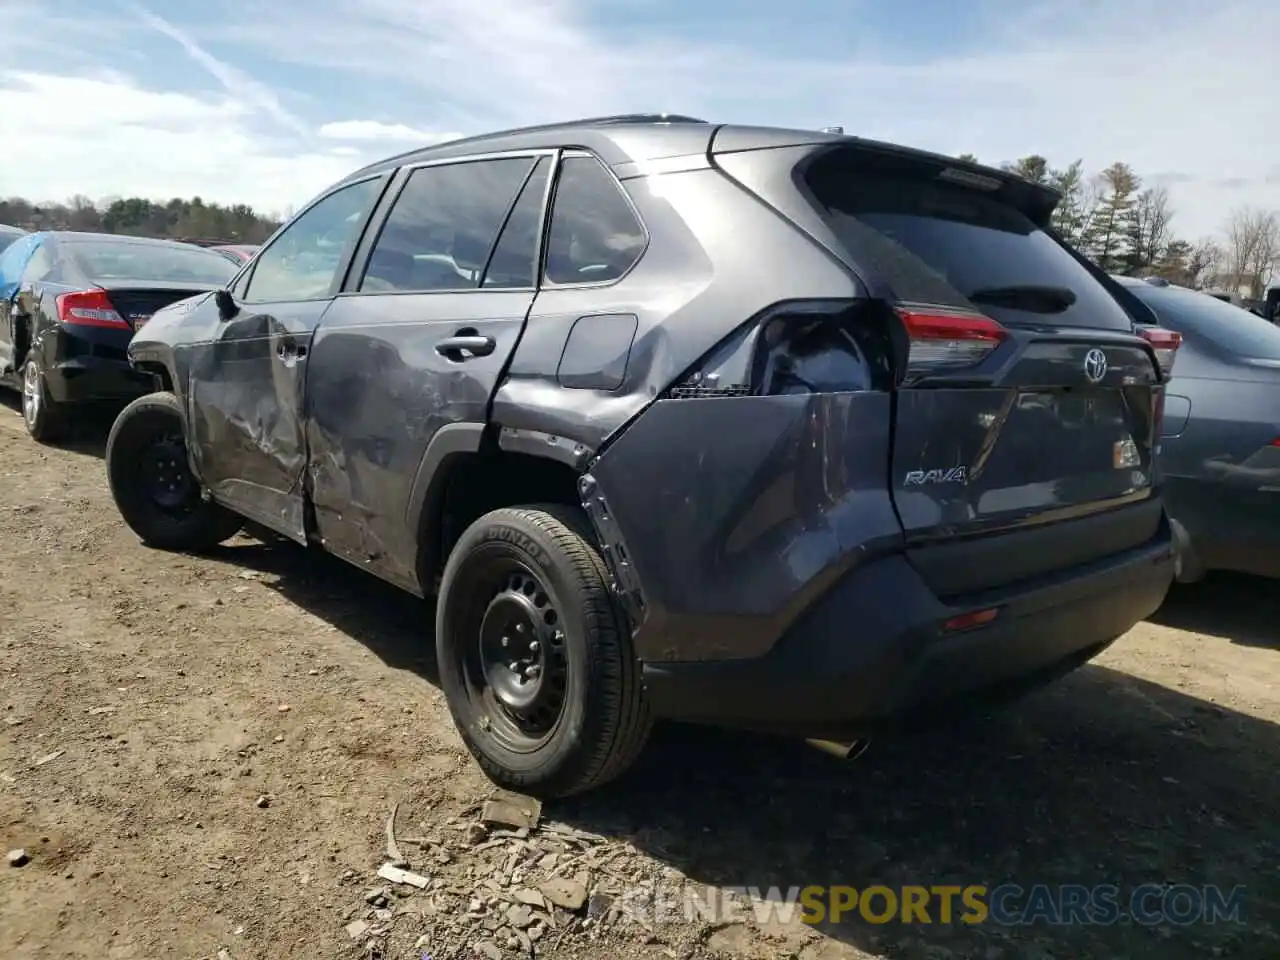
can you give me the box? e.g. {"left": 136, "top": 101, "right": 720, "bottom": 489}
{"left": 360, "top": 157, "right": 534, "bottom": 294}
{"left": 244, "top": 178, "right": 381, "bottom": 303}
{"left": 481, "top": 158, "right": 551, "bottom": 289}
{"left": 544, "top": 156, "right": 646, "bottom": 285}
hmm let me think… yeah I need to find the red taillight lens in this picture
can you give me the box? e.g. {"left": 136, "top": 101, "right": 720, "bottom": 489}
{"left": 895, "top": 304, "right": 1007, "bottom": 379}
{"left": 1138, "top": 326, "right": 1181, "bottom": 379}
{"left": 943, "top": 607, "right": 1000, "bottom": 632}
{"left": 55, "top": 290, "right": 129, "bottom": 329}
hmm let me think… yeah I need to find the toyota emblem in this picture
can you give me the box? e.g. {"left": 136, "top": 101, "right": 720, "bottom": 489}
{"left": 1083, "top": 348, "right": 1108, "bottom": 383}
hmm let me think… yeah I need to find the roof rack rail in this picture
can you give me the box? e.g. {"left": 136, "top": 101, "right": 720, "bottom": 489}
{"left": 588, "top": 113, "right": 708, "bottom": 125}
{"left": 346, "top": 113, "right": 711, "bottom": 178}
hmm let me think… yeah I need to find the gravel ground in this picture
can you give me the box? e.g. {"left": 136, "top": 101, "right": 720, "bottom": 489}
{"left": 0, "top": 396, "right": 1276, "bottom": 960}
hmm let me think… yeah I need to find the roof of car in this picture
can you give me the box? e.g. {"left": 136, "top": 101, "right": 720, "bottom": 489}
{"left": 339, "top": 114, "right": 1031, "bottom": 192}
{"left": 43, "top": 231, "right": 222, "bottom": 250}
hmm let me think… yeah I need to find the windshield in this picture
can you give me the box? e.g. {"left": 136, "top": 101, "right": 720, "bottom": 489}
{"left": 1129, "top": 285, "right": 1280, "bottom": 360}
{"left": 805, "top": 160, "right": 1135, "bottom": 330}
{"left": 65, "top": 240, "right": 238, "bottom": 285}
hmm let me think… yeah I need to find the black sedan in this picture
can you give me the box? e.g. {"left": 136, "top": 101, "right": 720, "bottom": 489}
{"left": 0, "top": 231, "right": 238, "bottom": 442}
{"left": 1117, "top": 276, "right": 1280, "bottom": 581}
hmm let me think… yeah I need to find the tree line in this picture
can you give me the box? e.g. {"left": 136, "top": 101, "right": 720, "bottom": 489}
{"left": 0, "top": 195, "right": 282, "bottom": 245}
{"left": 957, "top": 153, "right": 1279, "bottom": 300}
{"left": 4, "top": 167, "right": 1277, "bottom": 300}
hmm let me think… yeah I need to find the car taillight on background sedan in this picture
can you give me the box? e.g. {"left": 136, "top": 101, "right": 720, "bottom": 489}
{"left": 1138, "top": 326, "right": 1182, "bottom": 379}
{"left": 55, "top": 290, "right": 131, "bottom": 329}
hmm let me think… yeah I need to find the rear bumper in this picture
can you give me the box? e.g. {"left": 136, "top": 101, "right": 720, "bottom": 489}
{"left": 45, "top": 357, "right": 156, "bottom": 405}
{"left": 1165, "top": 475, "right": 1280, "bottom": 580}
{"left": 642, "top": 531, "right": 1174, "bottom": 737}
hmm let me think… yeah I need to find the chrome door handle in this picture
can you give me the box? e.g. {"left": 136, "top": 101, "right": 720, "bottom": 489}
{"left": 435, "top": 335, "right": 496, "bottom": 359}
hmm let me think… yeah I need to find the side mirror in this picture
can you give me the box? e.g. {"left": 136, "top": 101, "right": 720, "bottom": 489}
{"left": 214, "top": 288, "right": 238, "bottom": 321}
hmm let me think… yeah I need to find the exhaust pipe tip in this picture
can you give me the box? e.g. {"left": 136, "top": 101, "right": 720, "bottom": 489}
{"left": 805, "top": 737, "right": 872, "bottom": 761}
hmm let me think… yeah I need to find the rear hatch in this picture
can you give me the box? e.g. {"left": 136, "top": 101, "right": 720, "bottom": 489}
{"left": 736, "top": 141, "right": 1167, "bottom": 596}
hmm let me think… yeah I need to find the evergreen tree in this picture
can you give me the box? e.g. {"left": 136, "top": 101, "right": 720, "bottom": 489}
{"left": 1084, "top": 163, "right": 1140, "bottom": 272}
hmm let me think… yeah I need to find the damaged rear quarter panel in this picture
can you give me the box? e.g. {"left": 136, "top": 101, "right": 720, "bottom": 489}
{"left": 587, "top": 392, "right": 904, "bottom": 662}
{"left": 491, "top": 165, "right": 860, "bottom": 452}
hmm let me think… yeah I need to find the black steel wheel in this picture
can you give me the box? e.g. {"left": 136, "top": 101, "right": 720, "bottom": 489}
{"left": 467, "top": 563, "right": 570, "bottom": 750}
{"left": 106, "top": 391, "right": 243, "bottom": 551}
{"left": 436, "top": 505, "right": 651, "bottom": 798}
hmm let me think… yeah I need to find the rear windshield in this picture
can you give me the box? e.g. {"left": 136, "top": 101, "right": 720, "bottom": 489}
{"left": 1131, "top": 285, "right": 1280, "bottom": 360}
{"left": 804, "top": 159, "right": 1135, "bottom": 330}
{"left": 65, "top": 240, "right": 238, "bottom": 285}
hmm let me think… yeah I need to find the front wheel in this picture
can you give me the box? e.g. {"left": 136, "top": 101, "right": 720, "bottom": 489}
{"left": 21, "top": 358, "right": 68, "bottom": 443}
{"left": 436, "top": 505, "right": 651, "bottom": 798}
{"left": 105, "top": 391, "right": 242, "bottom": 551}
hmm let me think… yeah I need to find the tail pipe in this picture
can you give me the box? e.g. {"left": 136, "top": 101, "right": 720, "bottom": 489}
{"left": 805, "top": 737, "right": 872, "bottom": 760}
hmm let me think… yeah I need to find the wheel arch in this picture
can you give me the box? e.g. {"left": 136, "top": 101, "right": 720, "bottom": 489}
{"left": 408, "top": 424, "right": 590, "bottom": 594}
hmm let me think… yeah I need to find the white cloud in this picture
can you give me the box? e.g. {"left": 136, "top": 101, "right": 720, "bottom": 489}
{"left": 210, "top": 0, "right": 1280, "bottom": 240}
{"left": 0, "top": 71, "right": 359, "bottom": 216}
{"left": 318, "top": 121, "right": 463, "bottom": 143}
{"left": 1, "top": 0, "right": 1278, "bottom": 242}
{"left": 130, "top": 3, "right": 313, "bottom": 141}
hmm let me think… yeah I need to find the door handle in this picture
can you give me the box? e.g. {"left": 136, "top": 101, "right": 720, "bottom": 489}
{"left": 435, "top": 334, "right": 496, "bottom": 360}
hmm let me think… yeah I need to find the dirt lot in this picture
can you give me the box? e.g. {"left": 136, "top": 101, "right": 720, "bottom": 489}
{"left": 0, "top": 397, "right": 1276, "bottom": 960}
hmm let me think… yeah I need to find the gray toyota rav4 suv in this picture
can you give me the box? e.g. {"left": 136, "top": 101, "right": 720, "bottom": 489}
{"left": 105, "top": 115, "right": 1178, "bottom": 797}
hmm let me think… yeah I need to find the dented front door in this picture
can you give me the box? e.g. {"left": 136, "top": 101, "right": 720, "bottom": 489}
{"left": 186, "top": 296, "right": 331, "bottom": 542}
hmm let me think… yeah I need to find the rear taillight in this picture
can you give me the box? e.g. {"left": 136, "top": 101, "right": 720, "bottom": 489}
{"left": 665, "top": 299, "right": 896, "bottom": 399}
{"left": 895, "top": 304, "right": 1007, "bottom": 379}
{"left": 55, "top": 290, "right": 130, "bottom": 329}
{"left": 1138, "top": 326, "right": 1181, "bottom": 379}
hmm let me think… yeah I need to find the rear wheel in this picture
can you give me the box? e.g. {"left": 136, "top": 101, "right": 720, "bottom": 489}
{"left": 106, "top": 391, "right": 242, "bottom": 551}
{"left": 21, "top": 357, "right": 68, "bottom": 443}
{"left": 435, "top": 505, "right": 651, "bottom": 798}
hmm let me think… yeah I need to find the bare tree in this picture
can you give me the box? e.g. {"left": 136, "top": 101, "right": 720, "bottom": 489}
{"left": 1222, "top": 207, "right": 1280, "bottom": 298}
{"left": 1187, "top": 237, "right": 1223, "bottom": 289}
{"left": 1128, "top": 186, "right": 1174, "bottom": 272}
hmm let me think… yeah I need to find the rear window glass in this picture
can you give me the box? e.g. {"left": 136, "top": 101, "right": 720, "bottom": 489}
{"left": 804, "top": 158, "right": 1135, "bottom": 330}
{"left": 66, "top": 240, "right": 238, "bottom": 285}
{"left": 1132, "top": 286, "right": 1280, "bottom": 360}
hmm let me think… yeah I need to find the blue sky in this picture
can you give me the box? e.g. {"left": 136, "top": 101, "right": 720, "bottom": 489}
{"left": 1, "top": 0, "right": 1277, "bottom": 240}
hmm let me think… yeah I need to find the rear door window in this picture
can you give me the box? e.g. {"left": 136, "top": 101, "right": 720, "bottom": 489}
{"left": 359, "top": 157, "right": 535, "bottom": 293}
{"left": 544, "top": 155, "right": 646, "bottom": 285}
{"left": 804, "top": 155, "right": 1134, "bottom": 330}
{"left": 1135, "top": 286, "right": 1280, "bottom": 360}
{"left": 481, "top": 158, "right": 551, "bottom": 289}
